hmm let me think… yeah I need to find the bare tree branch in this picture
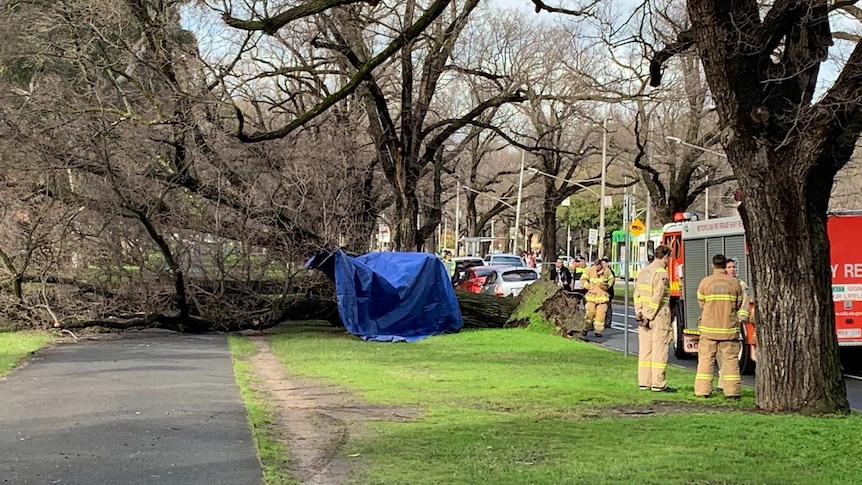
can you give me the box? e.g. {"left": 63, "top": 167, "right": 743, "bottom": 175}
{"left": 235, "top": 0, "right": 452, "bottom": 142}
{"left": 222, "top": 0, "right": 379, "bottom": 35}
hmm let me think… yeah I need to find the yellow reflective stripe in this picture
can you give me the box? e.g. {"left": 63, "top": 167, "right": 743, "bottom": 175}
{"left": 647, "top": 302, "right": 659, "bottom": 308}
{"left": 655, "top": 268, "right": 667, "bottom": 273}
{"left": 650, "top": 363, "right": 667, "bottom": 369}
{"left": 695, "top": 374, "right": 713, "bottom": 380}
{"left": 637, "top": 284, "right": 653, "bottom": 292}
{"left": 697, "top": 292, "right": 706, "bottom": 300}
{"left": 722, "top": 375, "right": 741, "bottom": 381}
{"left": 699, "top": 326, "right": 739, "bottom": 334}
{"left": 669, "top": 281, "right": 681, "bottom": 291}
{"left": 701, "top": 295, "right": 738, "bottom": 301}
{"left": 638, "top": 362, "right": 651, "bottom": 367}
{"left": 738, "top": 310, "right": 750, "bottom": 316}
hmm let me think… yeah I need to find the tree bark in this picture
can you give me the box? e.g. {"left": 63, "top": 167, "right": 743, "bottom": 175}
{"left": 12, "top": 274, "right": 23, "bottom": 300}
{"left": 541, "top": 192, "right": 559, "bottom": 260}
{"left": 391, "top": 187, "right": 421, "bottom": 251}
{"left": 737, "top": 157, "right": 848, "bottom": 414}
{"left": 454, "top": 289, "right": 519, "bottom": 328}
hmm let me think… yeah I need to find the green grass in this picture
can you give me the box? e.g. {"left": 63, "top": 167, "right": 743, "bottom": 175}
{"left": 228, "top": 336, "right": 297, "bottom": 485}
{"left": 0, "top": 331, "right": 53, "bottom": 377}
{"left": 254, "top": 325, "right": 862, "bottom": 485}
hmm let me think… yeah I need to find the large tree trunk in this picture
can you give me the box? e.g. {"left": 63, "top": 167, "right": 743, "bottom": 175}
{"left": 12, "top": 274, "right": 23, "bottom": 300}
{"left": 392, "top": 190, "right": 421, "bottom": 251}
{"left": 542, "top": 195, "right": 558, "bottom": 261}
{"left": 737, "top": 152, "right": 848, "bottom": 414}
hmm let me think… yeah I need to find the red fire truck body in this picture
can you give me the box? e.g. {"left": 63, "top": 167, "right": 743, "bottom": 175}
{"left": 661, "top": 212, "right": 862, "bottom": 373}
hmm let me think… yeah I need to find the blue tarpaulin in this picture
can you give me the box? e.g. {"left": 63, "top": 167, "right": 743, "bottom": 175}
{"left": 305, "top": 250, "right": 463, "bottom": 342}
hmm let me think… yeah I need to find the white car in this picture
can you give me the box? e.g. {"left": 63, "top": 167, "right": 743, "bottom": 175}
{"left": 479, "top": 267, "right": 540, "bottom": 297}
{"left": 482, "top": 253, "right": 527, "bottom": 267}
{"left": 452, "top": 257, "right": 485, "bottom": 282}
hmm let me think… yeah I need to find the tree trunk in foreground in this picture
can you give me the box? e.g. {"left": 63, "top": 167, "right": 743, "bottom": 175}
{"left": 738, "top": 158, "right": 847, "bottom": 414}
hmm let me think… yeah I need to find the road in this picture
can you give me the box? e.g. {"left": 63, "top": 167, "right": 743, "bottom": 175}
{"left": 0, "top": 332, "right": 263, "bottom": 485}
{"left": 600, "top": 299, "right": 862, "bottom": 411}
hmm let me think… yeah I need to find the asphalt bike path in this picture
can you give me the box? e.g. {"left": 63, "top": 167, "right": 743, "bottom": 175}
{"left": 0, "top": 332, "right": 263, "bottom": 485}
{"left": 599, "top": 300, "right": 862, "bottom": 411}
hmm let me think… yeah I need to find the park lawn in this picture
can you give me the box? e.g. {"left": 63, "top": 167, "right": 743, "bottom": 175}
{"left": 0, "top": 331, "right": 53, "bottom": 377}
{"left": 254, "top": 326, "right": 860, "bottom": 485}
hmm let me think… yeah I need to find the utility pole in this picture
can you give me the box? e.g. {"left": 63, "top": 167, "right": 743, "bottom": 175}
{"left": 454, "top": 181, "right": 460, "bottom": 255}
{"left": 514, "top": 150, "right": 526, "bottom": 254}
{"left": 598, "top": 117, "right": 608, "bottom": 258}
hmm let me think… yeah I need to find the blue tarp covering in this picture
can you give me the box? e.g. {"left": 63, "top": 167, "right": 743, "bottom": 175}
{"left": 305, "top": 250, "right": 463, "bottom": 342}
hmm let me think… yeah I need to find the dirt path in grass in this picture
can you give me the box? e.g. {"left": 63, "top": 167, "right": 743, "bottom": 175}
{"left": 247, "top": 336, "right": 414, "bottom": 485}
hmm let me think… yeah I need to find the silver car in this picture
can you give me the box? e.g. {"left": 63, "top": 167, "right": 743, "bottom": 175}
{"left": 479, "top": 267, "right": 540, "bottom": 297}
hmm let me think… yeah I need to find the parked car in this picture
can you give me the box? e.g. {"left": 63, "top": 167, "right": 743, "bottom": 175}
{"left": 452, "top": 257, "right": 485, "bottom": 283}
{"left": 480, "top": 267, "right": 540, "bottom": 297}
{"left": 455, "top": 265, "right": 508, "bottom": 293}
{"left": 482, "top": 253, "right": 527, "bottom": 268}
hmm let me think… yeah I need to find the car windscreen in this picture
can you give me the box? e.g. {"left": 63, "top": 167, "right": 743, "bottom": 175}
{"left": 493, "top": 256, "right": 523, "bottom": 266}
{"left": 501, "top": 270, "right": 538, "bottom": 282}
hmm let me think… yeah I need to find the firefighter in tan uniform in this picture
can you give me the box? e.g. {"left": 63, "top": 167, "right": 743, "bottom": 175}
{"left": 719, "top": 258, "right": 751, "bottom": 390}
{"left": 695, "top": 254, "right": 744, "bottom": 399}
{"left": 634, "top": 245, "right": 676, "bottom": 392}
{"left": 580, "top": 258, "right": 615, "bottom": 338}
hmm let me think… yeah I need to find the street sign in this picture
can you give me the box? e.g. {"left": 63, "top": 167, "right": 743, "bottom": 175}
{"left": 509, "top": 227, "right": 516, "bottom": 239}
{"left": 602, "top": 195, "right": 613, "bottom": 208}
{"left": 588, "top": 228, "right": 599, "bottom": 246}
{"left": 629, "top": 218, "right": 645, "bottom": 237}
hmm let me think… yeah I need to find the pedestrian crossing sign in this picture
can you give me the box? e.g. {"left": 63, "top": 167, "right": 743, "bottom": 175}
{"left": 629, "top": 218, "right": 645, "bottom": 237}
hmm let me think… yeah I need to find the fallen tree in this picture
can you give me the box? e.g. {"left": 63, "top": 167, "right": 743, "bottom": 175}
{"left": 21, "top": 282, "right": 521, "bottom": 334}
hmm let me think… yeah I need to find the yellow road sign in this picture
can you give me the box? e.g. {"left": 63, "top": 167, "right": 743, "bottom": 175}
{"left": 629, "top": 218, "right": 645, "bottom": 237}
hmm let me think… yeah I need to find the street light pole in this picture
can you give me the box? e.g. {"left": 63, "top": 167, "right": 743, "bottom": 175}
{"left": 598, "top": 117, "right": 608, "bottom": 259}
{"left": 514, "top": 150, "right": 526, "bottom": 253}
{"left": 455, "top": 181, "right": 461, "bottom": 255}
{"left": 645, "top": 188, "right": 651, "bottom": 244}
{"left": 705, "top": 175, "right": 710, "bottom": 220}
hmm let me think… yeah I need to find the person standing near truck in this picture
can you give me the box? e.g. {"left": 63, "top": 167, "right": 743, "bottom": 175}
{"left": 580, "top": 258, "right": 615, "bottom": 338}
{"left": 695, "top": 254, "right": 744, "bottom": 399}
{"left": 634, "top": 245, "right": 676, "bottom": 392}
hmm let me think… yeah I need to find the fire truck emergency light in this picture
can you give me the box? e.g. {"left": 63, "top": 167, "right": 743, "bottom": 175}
{"left": 673, "top": 212, "right": 699, "bottom": 222}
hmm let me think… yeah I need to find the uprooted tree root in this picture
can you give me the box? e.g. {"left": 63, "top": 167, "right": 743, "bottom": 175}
{"left": 507, "top": 281, "right": 584, "bottom": 336}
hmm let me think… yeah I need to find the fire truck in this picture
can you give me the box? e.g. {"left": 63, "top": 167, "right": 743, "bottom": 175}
{"left": 661, "top": 211, "right": 862, "bottom": 374}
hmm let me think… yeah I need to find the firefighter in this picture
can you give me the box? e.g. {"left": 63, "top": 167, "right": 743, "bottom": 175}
{"left": 695, "top": 254, "right": 744, "bottom": 399}
{"left": 634, "top": 245, "right": 676, "bottom": 392}
{"left": 580, "top": 257, "right": 615, "bottom": 338}
{"left": 720, "top": 258, "right": 751, "bottom": 390}
{"left": 726, "top": 258, "right": 751, "bottom": 324}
